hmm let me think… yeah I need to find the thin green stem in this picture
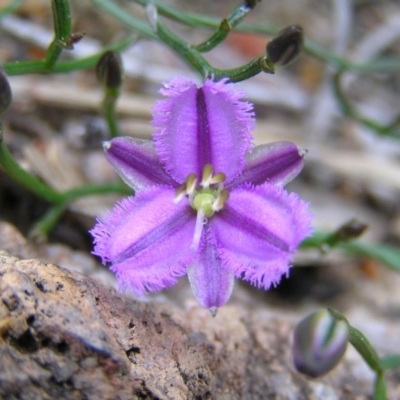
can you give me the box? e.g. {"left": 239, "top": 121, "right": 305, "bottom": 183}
{"left": 2, "top": 36, "right": 134, "bottom": 76}
{"left": 44, "top": 41, "right": 64, "bottom": 69}
{"left": 374, "top": 372, "right": 387, "bottom": 400}
{"left": 127, "top": 0, "right": 400, "bottom": 73}
{"left": 333, "top": 70, "right": 400, "bottom": 139}
{"left": 195, "top": 3, "right": 254, "bottom": 52}
{"left": 0, "top": 124, "right": 64, "bottom": 204}
{"left": 213, "top": 56, "right": 268, "bottom": 82}
{"left": 91, "top": 0, "right": 156, "bottom": 39}
{"left": 102, "top": 89, "right": 120, "bottom": 138}
{"left": 29, "top": 183, "right": 132, "bottom": 238}
{"left": 328, "top": 308, "right": 387, "bottom": 400}
{"left": 29, "top": 203, "right": 67, "bottom": 239}
{"left": 51, "top": 0, "right": 72, "bottom": 47}
{"left": 91, "top": 0, "right": 273, "bottom": 82}
{"left": 44, "top": 0, "right": 73, "bottom": 69}
{"left": 156, "top": 21, "right": 212, "bottom": 78}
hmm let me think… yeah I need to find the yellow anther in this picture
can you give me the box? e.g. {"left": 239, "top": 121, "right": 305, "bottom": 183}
{"left": 186, "top": 173, "right": 198, "bottom": 194}
{"left": 210, "top": 172, "right": 226, "bottom": 185}
{"left": 201, "top": 164, "right": 214, "bottom": 188}
{"left": 212, "top": 189, "right": 230, "bottom": 211}
{"left": 174, "top": 183, "right": 187, "bottom": 203}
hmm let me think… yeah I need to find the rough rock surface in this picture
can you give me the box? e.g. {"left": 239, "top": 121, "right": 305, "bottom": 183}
{"left": 0, "top": 251, "right": 398, "bottom": 400}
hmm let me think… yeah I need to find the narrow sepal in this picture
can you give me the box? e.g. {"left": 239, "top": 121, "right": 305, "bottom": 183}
{"left": 90, "top": 187, "right": 195, "bottom": 295}
{"left": 187, "top": 228, "right": 235, "bottom": 309}
{"left": 228, "top": 141, "right": 304, "bottom": 188}
{"left": 104, "top": 137, "right": 176, "bottom": 190}
{"left": 152, "top": 77, "right": 254, "bottom": 184}
{"left": 212, "top": 184, "right": 313, "bottom": 289}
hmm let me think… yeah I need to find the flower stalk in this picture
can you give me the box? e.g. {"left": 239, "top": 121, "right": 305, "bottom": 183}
{"left": 96, "top": 51, "right": 124, "bottom": 137}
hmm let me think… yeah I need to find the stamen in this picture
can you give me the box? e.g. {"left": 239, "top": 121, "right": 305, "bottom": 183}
{"left": 174, "top": 183, "right": 187, "bottom": 203}
{"left": 209, "top": 172, "right": 226, "bottom": 185}
{"left": 186, "top": 173, "right": 198, "bottom": 194}
{"left": 201, "top": 164, "right": 213, "bottom": 188}
{"left": 212, "top": 189, "right": 230, "bottom": 212}
{"left": 191, "top": 208, "right": 205, "bottom": 251}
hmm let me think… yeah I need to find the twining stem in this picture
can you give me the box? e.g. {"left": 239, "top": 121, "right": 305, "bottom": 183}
{"left": 29, "top": 183, "right": 132, "bottom": 238}
{"left": 127, "top": 0, "right": 400, "bottom": 73}
{"left": 3, "top": 36, "right": 133, "bottom": 76}
{"left": 0, "top": 122, "right": 131, "bottom": 235}
{"left": 30, "top": 203, "right": 68, "bottom": 239}
{"left": 91, "top": 0, "right": 156, "bottom": 39}
{"left": 213, "top": 56, "right": 271, "bottom": 82}
{"left": 0, "top": 125, "right": 64, "bottom": 204}
{"left": 45, "top": 0, "right": 73, "bottom": 68}
{"left": 333, "top": 71, "right": 400, "bottom": 139}
{"left": 102, "top": 89, "right": 120, "bottom": 138}
{"left": 51, "top": 0, "right": 72, "bottom": 46}
{"left": 156, "top": 22, "right": 212, "bottom": 77}
{"left": 0, "top": 124, "right": 132, "bottom": 204}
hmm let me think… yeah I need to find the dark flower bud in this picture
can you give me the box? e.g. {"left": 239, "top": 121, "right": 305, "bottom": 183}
{"left": 266, "top": 25, "right": 303, "bottom": 67}
{"left": 244, "top": 0, "right": 262, "bottom": 10}
{"left": 0, "top": 68, "right": 12, "bottom": 115}
{"left": 335, "top": 219, "right": 368, "bottom": 242}
{"left": 292, "top": 309, "right": 349, "bottom": 378}
{"left": 96, "top": 51, "right": 123, "bottom": 90}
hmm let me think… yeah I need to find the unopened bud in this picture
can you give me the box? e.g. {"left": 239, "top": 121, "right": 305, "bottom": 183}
{"left": 243, "top": 0, "right": 262, "bottom": 10}
{"left": 96, "top": 51, "right": 123, "bottom": 90}
{"left": 0, "top": 68, "right": 12, "bottom": 115}
{"left": 266, "top": 25, "right": 303, "bottom": 68}
{"left": 292, "top": 309, "right": 349, "bottom": 378}
{"left": 335, "top": 219, "right": 368, "bottom": 242}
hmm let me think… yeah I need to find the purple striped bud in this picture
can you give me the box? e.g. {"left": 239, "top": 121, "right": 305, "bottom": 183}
{"left": 292, "top": 309, "right": 349, "bottom": 378}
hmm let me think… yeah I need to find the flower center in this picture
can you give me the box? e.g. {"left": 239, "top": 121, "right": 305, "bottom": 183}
{"left": 174, "top": 164, "right": 230, "bottom": 250}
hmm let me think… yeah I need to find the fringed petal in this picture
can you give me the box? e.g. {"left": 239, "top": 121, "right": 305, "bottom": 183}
{"left": 228, "top": 141, "right": 305, "bottom": 188}
{"left": 152, "top": 77, "right": 254, "bottom": 183}
{"left": 104, "top": 137, "right": 176, "bottom": 190}
{"left": 211, "top": 184, "right": 313, "bottom": 289}
{"left": 90, "top": 186, "right": 195, "bottom": 295}
{"left": 187, "top": 227, "right": 234, "bottom": 311}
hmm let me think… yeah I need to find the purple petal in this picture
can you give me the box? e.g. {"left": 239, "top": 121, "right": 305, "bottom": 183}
{"left": 187, "top": 228, "right": 234, "bottom": 310}
{"left": 104, "top": 137, "right": 176, "bottom": 190}
{"left": 228, "top": 141, "right": 304, "bottom": 188}
{"left": 152, "top": 77, "right": 254, "bottom": 183}
{"left": 211, "top": 184, "right": 313, "bottom": 289}
{"left": 90, "top": 186, "right": 195, "bottom": 295}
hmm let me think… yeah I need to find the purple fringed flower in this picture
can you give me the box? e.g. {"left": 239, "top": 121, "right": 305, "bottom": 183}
{"left": 91, "top": 77, "right": 313, "bottom": 314}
